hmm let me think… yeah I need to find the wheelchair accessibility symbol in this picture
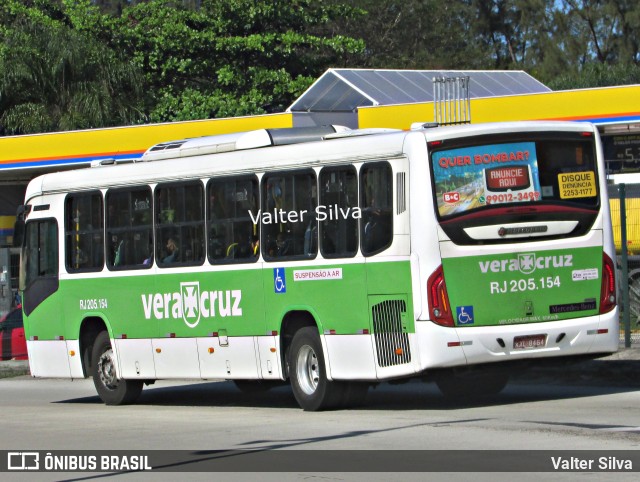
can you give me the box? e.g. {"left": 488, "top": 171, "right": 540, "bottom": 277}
{"left": 456, "top": 306, "right": 474, "bottom": 325}
{"left": 273, "top": 268, "right": 286, "bottom": 294}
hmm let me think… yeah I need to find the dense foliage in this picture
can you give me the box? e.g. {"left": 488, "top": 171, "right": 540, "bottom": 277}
{"left": 1, "top": 0, "right": 639, "bottom": 134}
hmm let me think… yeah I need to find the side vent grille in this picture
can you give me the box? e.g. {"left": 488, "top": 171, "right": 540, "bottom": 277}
{"left": 371, "top": 299, "right": 411, "bottom": 367}
{"left": 396, "top": 172, "right": 406, "bottom": 215}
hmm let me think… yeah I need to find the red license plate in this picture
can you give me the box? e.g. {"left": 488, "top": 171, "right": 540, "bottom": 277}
{"left": 513, "top": 334, "right": 546, "bottom": 349}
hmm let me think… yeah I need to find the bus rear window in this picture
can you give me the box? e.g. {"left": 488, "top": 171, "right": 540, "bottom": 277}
{"left": 431, "top": 133, "right": 599, "bottom": 220}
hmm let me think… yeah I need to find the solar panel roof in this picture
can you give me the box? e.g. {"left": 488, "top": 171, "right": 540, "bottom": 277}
{"left": 288, "top": 68, "right": 551, "bottom": 112}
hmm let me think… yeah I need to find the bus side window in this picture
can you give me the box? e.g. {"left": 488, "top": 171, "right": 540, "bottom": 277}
{"left": 106, "top": 186, "right": 153, "bottom": 270}
{"left": 319, "top": 166, "right": 358, "bottom": 258}
{"left": 64, "top": 191, "right": 104, "bottom": 272}
{"left": 360, "top": 162, "right": 393, "bottom": 256}
{"left": 155, "top": 181, "right": 205, "bottom": 268}
{"left": 207, "top": 175, "right": 259, "bottom": 265}
{"left": 262, "top": 170, "right": 317, "bottom": 261}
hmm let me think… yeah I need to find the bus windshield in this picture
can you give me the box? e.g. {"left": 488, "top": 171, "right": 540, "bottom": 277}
{"left": 431, "top": 132, "right": 599, "bottom": 221}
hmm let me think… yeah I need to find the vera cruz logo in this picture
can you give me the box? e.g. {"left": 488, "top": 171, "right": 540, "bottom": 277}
{"left": 141, "top": 281, "right": 242, "bottom": 328}
{"left": 517, "top": 253, "right": 536, "bottom": 274}
{"left": 181, "top": 282, "right": 201, "bottom": 328}
{"left": 479, "top": 252, "right": 573, "bottom": 274}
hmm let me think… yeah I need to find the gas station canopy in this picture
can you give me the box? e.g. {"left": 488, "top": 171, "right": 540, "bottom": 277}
{"left": 288, "top": 68, "right": 551, "bottom": 113}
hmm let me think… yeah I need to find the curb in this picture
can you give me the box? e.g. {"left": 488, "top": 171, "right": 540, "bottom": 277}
{"left": 0, "top": 360, "right": 30, "bottom": 379}
{"left": 513, "top": 347, "right": 640, "bottom": 386}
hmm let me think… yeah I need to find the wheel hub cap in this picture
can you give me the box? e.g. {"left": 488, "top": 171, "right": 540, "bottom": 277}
{"left": 296, "top": 344, "right": 319, "bottom": 395}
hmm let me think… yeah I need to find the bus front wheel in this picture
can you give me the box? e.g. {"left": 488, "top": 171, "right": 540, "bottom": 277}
{"left": 91, "top": 331, "right": 143, "bottom": 405}
{"left": 289, "top": 327, "right": 344, "bottom": 411}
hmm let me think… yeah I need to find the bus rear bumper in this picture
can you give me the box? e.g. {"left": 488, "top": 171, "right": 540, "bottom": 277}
{"left": 414, "top": 308, "right": 619, "bottom": 370}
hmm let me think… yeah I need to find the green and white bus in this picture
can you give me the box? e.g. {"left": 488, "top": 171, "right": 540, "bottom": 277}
{"left": 17, "top": 121, "right": 618, "bottom": 410}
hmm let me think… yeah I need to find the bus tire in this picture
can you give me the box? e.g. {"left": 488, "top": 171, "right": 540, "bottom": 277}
{"left": 289, "top": 326, "right": 344, "bottom": 411}
{"left": 91, "top": 331, "right": 142, "bottom": 405}
{"left": 435, "top": 369, "right": 509, "bottom": 400}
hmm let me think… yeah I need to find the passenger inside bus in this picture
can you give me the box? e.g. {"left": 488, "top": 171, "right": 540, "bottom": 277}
{"left": 162, "top": 237, "right": 179, "bottom": 264}
{"left": 275, "top": 232, "right": 290, "bottom": 257}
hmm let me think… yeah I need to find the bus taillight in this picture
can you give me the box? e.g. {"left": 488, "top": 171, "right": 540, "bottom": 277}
{"left": 600, "top": 252, "right": 616, "bottom": 314}
{"left": 427, "top": 265, "right": 454, "bottom": 327}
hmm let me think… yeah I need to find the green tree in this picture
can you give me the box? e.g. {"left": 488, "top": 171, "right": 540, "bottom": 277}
{"left": 325, "top": 0, "right": 491, "bottom": 69}
{"left": 537, "top": 1, "right": 640, "bottom": 86}
{"left": 92, "top": 0, "right": 365, "bottom": 122}
{"left": 334, "top": 0, "right": 640, "bottom": 88}
{"left": 546, "top": 62, "right": 640, "bottom": 89}
{"left": 1, "top": 0, "right": 364, "bottom": 130}
{"left": 558, "top": 0, "right": 621, "bottom": 64}
{"left": 0, "top": 2, "right": 144, "bottom": 134}
{"left": 559, "top": 0, "right": 640, "bottom": 65}
{"left": 469, "top": 0, "right": 558, "bottom": 70}
{"left": 3, "top": 0, "right": 640, "bottom": 135}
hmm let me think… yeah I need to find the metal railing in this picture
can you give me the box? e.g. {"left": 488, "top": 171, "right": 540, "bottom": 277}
{"left": 609, "top": 183, "right": 640, "bottom": 346}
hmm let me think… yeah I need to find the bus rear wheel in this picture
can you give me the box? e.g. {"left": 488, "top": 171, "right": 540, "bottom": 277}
{"left": 289, "top": 327, "right": 345, "bottom": 411}
{"left": 91, "top": 331, "right": 142, "bottom": 405}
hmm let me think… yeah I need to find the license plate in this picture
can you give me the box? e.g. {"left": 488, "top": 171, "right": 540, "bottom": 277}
{"left": 513, "top": 334, "right": 546, "bottom": 349}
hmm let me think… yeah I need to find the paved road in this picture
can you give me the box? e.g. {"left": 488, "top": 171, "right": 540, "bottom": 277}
{"left": 2, "top": 349, "right": 638, "bottom": 480}
{"left": 0, "top": 376, "right": 638, "bottom": 449}
{"left": 1, "top": 373, "right": 639, "bottom": 480}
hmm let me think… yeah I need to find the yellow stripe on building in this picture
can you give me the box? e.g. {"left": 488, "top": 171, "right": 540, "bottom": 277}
{"left": 0, "top": 113, "right": 293, "bottom": 167}
{"left": 357, "top": 85, "right": 640, "bottom": 129}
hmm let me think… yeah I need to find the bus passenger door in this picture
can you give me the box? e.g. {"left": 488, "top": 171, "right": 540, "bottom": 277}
{"left": 22, "top": 217, "right": 71, "bottom": 378}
